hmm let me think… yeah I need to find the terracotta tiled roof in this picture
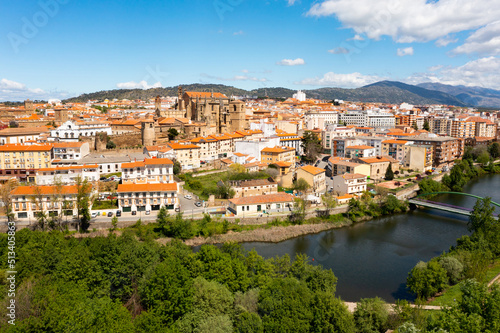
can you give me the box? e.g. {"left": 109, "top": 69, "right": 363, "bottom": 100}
{"left": 122, "top": 158, "right": 173, "bottom": 168}
{"left": 345, "top": 145, "right": 375, "bottom": 150}
{"left": 117, "top": 182, "right": 178, "bottom": 193}
{"left": 229, "top": 192, "right": 294, "bottom": 205}
{"left": 341, "top": 173, "right": 366, "bottom": 180}
{"left": 358, "top": 156, "right": 391, "bottom": 164}
{"left": 166, "top": 142, "right": 201, "bottom": 150}
{"left": 37, "top": 164, "right": 98, "bottom": 172}
{"left": 382, "top": 140, "right": 408, "bottom": 144}
{"left": 0, "top": 144, "right": 52, "bottom": 152}
{"left": 11, "top": 185, "right": 82, "bottom": 196}
{"left": 261, "top": 146, "right": 295, "bottom": 153}
{"left": 299, "top": 165, "right": 325, "bottom": 175}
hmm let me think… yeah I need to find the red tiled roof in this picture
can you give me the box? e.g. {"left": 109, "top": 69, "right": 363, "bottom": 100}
{"left": 229, "top": 192, "right": 294, "bottom": 205}
{"left": 117, "top": 183, "right": 178, "bottom": 193}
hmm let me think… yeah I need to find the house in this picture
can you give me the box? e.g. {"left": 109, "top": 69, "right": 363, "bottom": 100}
{"left": 356, "top": 156, "right": 400, "bottom": 181}
{"left": 261, "top": 146, "right": 296, "bottom": 164}
{"left": 117, "top": 182, "right": 179, "bottom": 213}
{"left": 36, "top": 164, "right": 99, "bottom": 185}
{"left": 296, "top": 165, "right": 326, "bottom": 196}
{"left": 227, "top": 192, "right": 295, "bottom": 216}
{"left": 10, "top": 184, "right": 93, "bottom": 220}
{"left": 229, "top": 178, "right": 278, "bottom": 198}
{"left": 165, "top": 142, "right": 201, "bottom": 170}
{"left": 0, "top": 126, "right": 50, "bottom": 145}
{"left": 328, "top": 157, "right": 371, "bottom": 177}
{"left": 345, "top": 145, "right": 377, "bottom": 159}
{"left": 52, "top": 142, "right": 90, "bottom": 163}
{"left": 121, "top": 158, "right": 174, "bottom": 184}
{"left": 332, "top": 173, "right": 367, "bottom": 196}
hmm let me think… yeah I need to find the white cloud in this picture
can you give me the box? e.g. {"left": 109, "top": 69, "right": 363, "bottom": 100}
{"left": 328, "top": 47, "right": 350, "bottom": 54}
{"left": 435, "top": 36, "right": 458, "bottom": 47}
{"left": 0, "top": 78, "right": 69, "bottom": 101}
{"left": 297, "top": 71, "right": 382, "bottom": 88}
{"left": 233, "top": 30, "right": 244, "bottom": 36}
{"left": 241, "top": 69, "right": 249, "bottom": 73}
{"left": 116, "top": 80, "right": 162, "bottom": 89}
{"left": 276, "top": 58, "right": 305, "bottom": 66}
{"left": 397, "top": 47, "right": 414, "bottom": 56}
{"left": 306, "top": 0, "right": 500, "bottom": 43}
{"left": 406, "top": 57, "right": 500, "bottom": 90}
{"left": 349, "top": 34, "right": 364, "bottom": 41}
{"left": 428, "top": 65, "right": 443, "bottom": 72}
{"left": 287, "top": 0, "right": 298, "bottom": 5}
{"left": 453, "top": 21, "right": 500, "bottom": 55}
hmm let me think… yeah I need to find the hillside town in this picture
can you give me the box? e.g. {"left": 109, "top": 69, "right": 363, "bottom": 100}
{"left": 0, "top": 88, "right": 498, "bottom": 226}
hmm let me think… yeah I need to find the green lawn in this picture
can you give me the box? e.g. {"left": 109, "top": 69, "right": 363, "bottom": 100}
{"left": 92, "top": 200, "right": 118, "bottom": 210}
{"left": 429, "top": 258, "right": 500, "bottom": 306}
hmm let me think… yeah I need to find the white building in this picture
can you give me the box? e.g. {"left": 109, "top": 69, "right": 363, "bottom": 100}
{"left": 121, "top": 158, "right": 174, "bottom": 184}
{"left": 117, "top": 183, "right": 179, "bottom": 213}
{"left": 228, "top": 192, "right": 295, "bottom": 216}
{"left": 339, "top": 110, "right": 395, "bottom": 129}
{"left": 305, "top": 111, "right": 339, "bottom": 130}
{"left": 293, "top": 90, "right": 306, "bottom": 102}
{"left": 36, "top": 164, "right": 99, "bottom": 185}
{"left": 234, "top": 138, "right": 280, "bottom": 162}
{"left": 332, "top": 173, "right": 367, "bottom": 196}
{"left": 250, "top": 119, "right": 277, "bottom": 137}
{"left": 50, "top": 120, "right": 112, "bottom": 142}
{"left": 52, "top": 142, "right": 90, "bottom": 163}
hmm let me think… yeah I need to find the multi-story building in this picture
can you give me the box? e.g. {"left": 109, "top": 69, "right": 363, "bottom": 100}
{"left": 345, "top": 145, "right": 377, "bottom": 159}
{"left": 10, "top": 184, "right": 92, "bottom": 220}
{"left": 121, "top": 158, "right": 174, "bottom": 184}
{"left": 76, "top": 154, "right": 131, "bottom": 175}
{"left": 356, "top": 156, "right": 400, "bottom": 180}
{"left": 410, "top": 135, "right": 463, "bottom": 167}
{"left": 190, "top": 136, "right": 219, "bottom": 162}
{"left": 117, "top": 183, "right": 179, "bottom": 213}
{"left": 36, "top": 164, "right": 99, "bottom": 185}
{"left": 52, "top": 142, "right": 90, "bottom": 164}
{"left": 305, "top": 110, "right": 339, "bottom": 129}
{"left": 328, "top": 157, "right": 371, "bottom": 177}
{"left": 229, "top": 178, "right": 278, "bottom": 198}
{"left": 209, "top": 133, "right": 233, "bottom": 158}
{"left": 381, "top": 140, "right": 409, "bottom": 163}
{"left": 260, "top": 146, "right": 296, "bottom": 164}
{"left": 235, "top": 138, "right": 281, "bottom": 162}
{"left": 332, "top": 173, "right": 367, "bottom": 196}
{"left": 296, "top": 165, "right": 326, "bottom": 196}
{"left": 404, "top": 144, "right": 433, "bottom": 172}
{"left": 165, "top": 142, "right": 201, "bottom": 170}
{"left": 0, "top": 144, "right": 53, "bottom": 182}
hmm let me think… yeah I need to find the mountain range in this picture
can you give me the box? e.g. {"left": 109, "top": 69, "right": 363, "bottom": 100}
{"left": 64, "top": 81, "right": 500, "bottom": 109}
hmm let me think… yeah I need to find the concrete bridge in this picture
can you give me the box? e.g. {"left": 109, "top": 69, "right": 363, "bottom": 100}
{"left": 409, "top": 192, "right": 500, "bottom": 218}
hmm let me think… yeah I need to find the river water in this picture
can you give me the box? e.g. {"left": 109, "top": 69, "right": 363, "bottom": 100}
{"left": 241, "top": 174, "right": 500, "bottom": 302}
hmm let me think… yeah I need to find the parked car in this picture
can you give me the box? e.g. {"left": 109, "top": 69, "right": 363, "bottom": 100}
{"left": 184, "top": 194, "right": 192, "bottom": 200}
{"left": 145, "top": 210, "right": 151, "bottom": 215}
{"left": 175, "top": 207, "right": 180, "bottom": 212}
{"left": 116, "top": 210, "right": 121, "bottom": 217}
{"left": 131, "top": 211, "right": 137, "bottom": 216}
{"left": 107, "top": 212, "right": 113, "bottom": 217}
{"left": 99, "top": 177, "right": 107, "bottom": 181}
{"left": 194, "top": 201, "right": 202, "bottom": 207}
{"left": 91, "top": 212, "right": 98, "bottom": 218}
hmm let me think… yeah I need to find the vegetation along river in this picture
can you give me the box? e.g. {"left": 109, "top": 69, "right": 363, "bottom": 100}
{"left": 241, "top": 174, "right": 500, "bottom": 302}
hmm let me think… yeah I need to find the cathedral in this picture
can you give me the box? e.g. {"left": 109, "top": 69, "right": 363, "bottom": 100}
{"left": 155, "top": 86, "right": 246, "bottom": 135}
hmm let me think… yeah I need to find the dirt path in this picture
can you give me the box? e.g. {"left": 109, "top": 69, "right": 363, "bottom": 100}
{"left": 488, "top": 272, "right": 500, "bottom": 287}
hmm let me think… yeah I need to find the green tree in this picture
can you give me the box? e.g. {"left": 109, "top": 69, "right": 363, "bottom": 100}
{"left": 301, "top": 131, "right": 322, "bottom": 162}
{"left": 476, "top": 150, "right": 490, "bottom": 166}
{"left": 407, "top": 260, "right": 448, "bottom": 299}
{"left": 412, "top": 122, "right": 419, "bottom": 130}
{"left": 111, "top": 216, "right": 118, "bottom": 230}
{"left": 311, "top": 292, "right": 356, "bottom": 332}
{"left": 488, "top": 142, "right": 500, "bottom": 159}
{"left": 168, "top": 128, "right": 179, "bottom": 141}
{"left": 173, "top": 160, "right": 182, "bottom": 175}
{"left": 293, "top": 178, "right": 310, "bottom": 192}
{"left": 423, "top": 119, "right": 430, "bottom": 131}
{"left": 75, "top": 176, "right": 92, "bottom": 232}
{"left": 384, "top": 164, "right": 394, "bottom": 181}
{"left": 106, "top": 140, "right": 116, "bottom": 149}
{"left": 353, "top": 297, "right": 389, "bottom": 333}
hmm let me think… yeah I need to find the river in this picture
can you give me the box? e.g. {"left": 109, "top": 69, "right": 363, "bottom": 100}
{"left": 241, "top": 174, "right": 500, "bottom": 302}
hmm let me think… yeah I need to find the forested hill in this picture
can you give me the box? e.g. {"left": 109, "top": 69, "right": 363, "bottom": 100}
{"left": 64, "top": 81, "right": 467, "bottom": 106}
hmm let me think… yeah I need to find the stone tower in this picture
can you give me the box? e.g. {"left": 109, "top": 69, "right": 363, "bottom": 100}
{"left": 141, "top": 119, "right": 156, "bottom": 147}
{"left": 155, "top": 95, "right": 162, "bottom": 118}
{"left": 229, "top": 100, "right": 246, "bottom": 132}
{"left": 54, "top": 108, "right": 68, "bottom": 126}
{"left": 24, "top": 99, "right": 34, "bottom": 113}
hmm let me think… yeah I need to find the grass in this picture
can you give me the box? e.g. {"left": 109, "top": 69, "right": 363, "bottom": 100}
{"left": 102, "top": 172, "right": 122, "bottom": 178}
{"left": 92, "top": 200, "right": 118, "bottom": 210}
{"left": 429, "top": 258, "right": 500, "bottom": 306}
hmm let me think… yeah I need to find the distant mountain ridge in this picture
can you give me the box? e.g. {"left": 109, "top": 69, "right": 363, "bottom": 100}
{"left": 64, "top": 81, "right": 471, "bottom": 107}
{"left": 417, "top": 82, "right": 500, "bottom": 108}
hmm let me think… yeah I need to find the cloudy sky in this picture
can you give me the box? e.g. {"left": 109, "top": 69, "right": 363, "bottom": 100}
{"left": 1, "top": 0, "right": 500, "bottom": 100}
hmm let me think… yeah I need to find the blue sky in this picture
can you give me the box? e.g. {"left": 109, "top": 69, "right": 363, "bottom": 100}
{"left": 1, "top": 0, "right": 500, "bottom": 101}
